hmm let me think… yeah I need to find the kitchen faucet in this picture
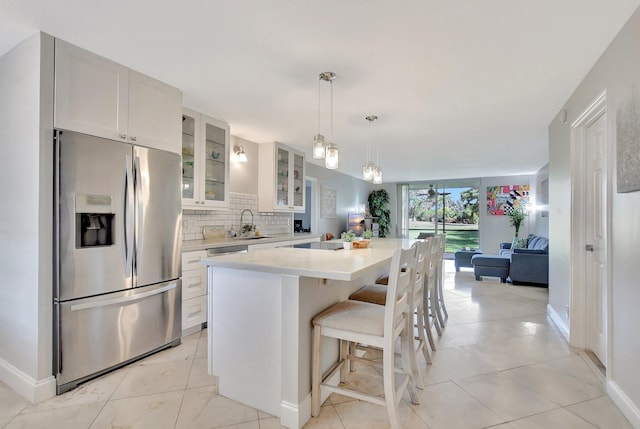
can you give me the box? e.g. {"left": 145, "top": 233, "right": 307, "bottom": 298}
{"left": 240, "top": 209, "right": 254, "bottom": 233}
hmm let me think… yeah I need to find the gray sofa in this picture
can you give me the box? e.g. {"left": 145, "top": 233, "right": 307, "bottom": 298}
{"left": 499, "top": 234, "right": 549, "bottom": 286}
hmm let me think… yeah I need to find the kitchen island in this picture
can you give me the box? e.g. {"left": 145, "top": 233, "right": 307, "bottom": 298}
{"left": 202, "top": 239, "right": 415, "bottom": 429}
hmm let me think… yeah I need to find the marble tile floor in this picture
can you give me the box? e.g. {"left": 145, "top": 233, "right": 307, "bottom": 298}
{"left": 0, "top": 261, "right": 633, "bottom": 429}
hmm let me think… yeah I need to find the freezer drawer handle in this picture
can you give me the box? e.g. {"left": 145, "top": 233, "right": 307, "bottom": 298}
{"left": 70, "top": 283, "right": 177, "bottom": 311}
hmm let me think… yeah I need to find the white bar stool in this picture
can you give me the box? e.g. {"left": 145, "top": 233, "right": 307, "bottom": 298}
{"left": 434, "top": 235, "right": 448, "bottom": 330}
{"left": 349, "top": 240, "right": 433, "bottom": 370}
{"left": 311, "top": 247, "right": 419, "bottom": 429}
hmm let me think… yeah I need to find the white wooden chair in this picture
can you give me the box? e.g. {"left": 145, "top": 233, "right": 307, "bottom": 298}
{"left": 311, "top": 246, "right": 419, "bottom": 429}
{"left": 348, "top": 240, "right": 432, "bottom": 381}
{"left": 424, "top": 236, "right": 441, "bottom": 349}
{"left": 434, "top": 234, "right": 448, "bottom": 329}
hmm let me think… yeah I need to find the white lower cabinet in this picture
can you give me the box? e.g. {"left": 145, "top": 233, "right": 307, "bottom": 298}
{"left": 181, "top": 250, "right": 207, "bottom": 334}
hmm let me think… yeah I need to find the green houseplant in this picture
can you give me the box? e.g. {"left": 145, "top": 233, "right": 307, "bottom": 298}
{"left": 368, "top": 189, "right": 391, "bottom": 238}
{"left": 506, "top": 207, "right": 526, "bottom": 238}
{"left": 341, "top": 230, "right": 356, "bottom": 249}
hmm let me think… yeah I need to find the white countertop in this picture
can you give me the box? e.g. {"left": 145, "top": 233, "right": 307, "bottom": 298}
{"left": 201, "top": 238, "right": 416, "bottom": 281}
{"left": 182, "top": 233, "right": 322, "bottom": 252}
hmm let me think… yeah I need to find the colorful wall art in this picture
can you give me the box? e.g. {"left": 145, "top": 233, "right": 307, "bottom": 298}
{"left": 486, "top": 185, "right": 530, "bottom": 215}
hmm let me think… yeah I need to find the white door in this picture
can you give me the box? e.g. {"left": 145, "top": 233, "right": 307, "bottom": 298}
{"left": 584, "top": 111, "right": 607, "bottom": 366}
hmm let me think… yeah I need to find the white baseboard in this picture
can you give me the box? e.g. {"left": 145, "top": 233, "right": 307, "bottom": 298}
{"left": 280, "top": 369, "right": 340, "bottom": 429}
{"left": 607, "top": 379, "right": 640, "bottom": 428}
{"left": 0, "top": 356, "right": 55, "bottom": 403}
{"left": 547, "top": 303, "right": 570, "bottom": 342}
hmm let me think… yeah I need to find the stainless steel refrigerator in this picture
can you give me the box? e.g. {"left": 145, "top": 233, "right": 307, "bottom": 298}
{"left": 53, "top": 130, "right": 182, "bottom": 394}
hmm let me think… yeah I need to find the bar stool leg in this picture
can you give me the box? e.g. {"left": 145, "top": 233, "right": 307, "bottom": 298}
{"left": 416, "top": 301, "right": 431, "bottom": 364}
{"left": 311, "top": 326, "right": 322, "bottom": 417}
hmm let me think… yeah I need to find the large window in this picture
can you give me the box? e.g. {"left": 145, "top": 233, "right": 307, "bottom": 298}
{"left": 401, "top": 182, "right": 480, "bottom": 253}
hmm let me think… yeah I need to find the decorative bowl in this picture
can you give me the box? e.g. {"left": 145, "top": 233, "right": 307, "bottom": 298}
{"left": 352, "top": 239, "right": 370, "bottom": 249}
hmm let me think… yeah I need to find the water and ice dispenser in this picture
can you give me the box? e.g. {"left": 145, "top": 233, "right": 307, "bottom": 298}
{"left": 75, "top": 194, "right": 115, "bottom": 248}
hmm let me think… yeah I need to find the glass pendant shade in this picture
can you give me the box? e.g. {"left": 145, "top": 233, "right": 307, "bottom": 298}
{"left": 312, "top": 134, "right": 325, "bottom": 159}
{"left": 372, "top": 165, "right": 383, "bottom": 184}
{"left": 325, "top": 144, "right": 339, "bottom": 169}
{"left": 363, "top": 162, "right": 374, "bottom": 181}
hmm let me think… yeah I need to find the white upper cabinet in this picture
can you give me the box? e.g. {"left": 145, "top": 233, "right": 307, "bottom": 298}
{"left": 258, "top": 142, "right": 305, "bottom": 213}
{"left": 54, "top": 39, "right": 181, "bottom": 154}
{"left": 127, "top": 70, "right": 182, "bottom": 152}
{"left": 182, "top": 108, "right": 230, "bottom": 210}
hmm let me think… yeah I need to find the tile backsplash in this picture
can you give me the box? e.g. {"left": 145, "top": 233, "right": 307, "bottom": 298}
{"left": 182, "top": 193, "right": 293, "bottom": 241}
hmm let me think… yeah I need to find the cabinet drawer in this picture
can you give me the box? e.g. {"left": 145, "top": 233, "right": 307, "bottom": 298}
{"left": 182, "top": 268, "right": 207, "bottom": 301}
{"left": 182, "top": 295, "right": 207, "bottom": 331}
{"left": 182, "top": 251, "right": 206, "bottom": 271}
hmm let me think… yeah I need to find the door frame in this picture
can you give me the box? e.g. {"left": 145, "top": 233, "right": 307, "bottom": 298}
{"left": 570, "top": 90, "right": 611, "bottom": 368}
{"left": 306, "top": 176, "right": 319, "bottom": 235}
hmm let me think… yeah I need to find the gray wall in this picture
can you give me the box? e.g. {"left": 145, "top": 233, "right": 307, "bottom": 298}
{"left": 549, "top": 5, "right": 640, "bottom": 421}
{"left": 0, "top": 33, "right": 55, "bottom": 401}
{"left": 229, "top": 135, "right": 259, "bottom": 194}
{"left": 532, "top": 163, "right": 549, "bottom": 238}
{"left": 305, "top": 162, "right": 374, "bottom": 238}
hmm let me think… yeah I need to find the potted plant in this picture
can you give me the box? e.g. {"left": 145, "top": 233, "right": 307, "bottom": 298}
{"left": 241, "top": 223, "right": 255, "bottom": 237}
{"left": 341, "top": 230, "right": 356, "bottom": 249}
{"left": 368, "top": 189, "right": 391, "bottom": 237}
{"left": 506, "top": 207, "right": 528, "bottom": 248}
{"left": 362, "top": 229, "right": 373, "bottom": 239}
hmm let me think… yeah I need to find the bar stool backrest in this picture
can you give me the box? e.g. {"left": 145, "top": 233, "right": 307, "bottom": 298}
{"left": 384, "top": 246, "right": 416, "bottom": 336}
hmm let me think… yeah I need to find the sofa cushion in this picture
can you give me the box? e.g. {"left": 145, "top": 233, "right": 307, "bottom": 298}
{"left": 512, "top": 237, "right": 528, "bottom": 249}
{"left": 514, "top": 248, "right": 546, "bottom": 255}
{"left": 471, "top": 254, "right": 511, "bottom": 268}
{"left": 526, "top": 234, "right": 549, "bottom": 253}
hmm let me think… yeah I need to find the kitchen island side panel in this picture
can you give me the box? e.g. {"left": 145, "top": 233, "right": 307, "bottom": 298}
{"left": 209, "top": 267, "right": 283, "bottom": 416}
{"left": 208, "top": 262, "right": 389, "bottom": 429}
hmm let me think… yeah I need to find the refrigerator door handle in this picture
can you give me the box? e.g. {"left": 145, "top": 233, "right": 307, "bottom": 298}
{"left": 134, "top": 155, "right": 144, "bottom": 278}
{"left": 70, "top": 282, "right": 177, "bottom": 311}
{"left": 123, "top": 155, "right": 134, "bottom": 277}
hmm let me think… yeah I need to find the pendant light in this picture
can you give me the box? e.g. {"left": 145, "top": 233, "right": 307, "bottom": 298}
{"left": 311, "top": 72, "right": 339, "bottom": 169}
{"left": 324, "top": 72, "right": 338, "bottom": 169}
{"left": 372, "top": 116, "right": 383, "bottom": 184}
{"left": 312, "top": 74, "right": 326, "bottom": 159}
{"left": 363, "top": 115, "right": 377, "bottom": 181}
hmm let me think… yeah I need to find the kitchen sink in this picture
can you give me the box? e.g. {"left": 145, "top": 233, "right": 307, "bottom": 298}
{"left": 235, "top": 236, "right": 270, "bottom": 240}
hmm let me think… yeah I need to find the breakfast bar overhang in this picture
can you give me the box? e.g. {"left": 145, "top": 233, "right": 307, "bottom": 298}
{"left": 202, "top": 239, "right": 415, "bottom": 429}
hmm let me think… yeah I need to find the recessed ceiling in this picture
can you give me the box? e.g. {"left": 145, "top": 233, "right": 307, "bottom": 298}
{"left": 1, "top": 1, "right": 639, "bottom": 182}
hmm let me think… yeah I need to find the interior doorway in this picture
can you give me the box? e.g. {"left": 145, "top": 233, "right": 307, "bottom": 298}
{"left": 294, "top": 177, "right": 318, "bottom": 234}
{"left": 571, "top": 92, "right": 609, "bottom": 369}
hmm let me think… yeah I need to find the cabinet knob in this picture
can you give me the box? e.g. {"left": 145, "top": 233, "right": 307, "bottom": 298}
{"left": 130, "top": 136, "right": 137, "bottom": 142}
{"left": 119, "top": 134, "right": 127, "bottom": 140}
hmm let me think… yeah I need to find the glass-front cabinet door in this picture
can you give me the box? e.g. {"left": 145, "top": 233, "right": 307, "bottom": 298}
{"left": 273, "top": 143, "right": 305, "bottom": 212}
{"left": 258, "top": 141, "right": 305, "bottom": 213}
{"left": 292, "top": 152, "right": 304, "bottom": 210}
{"left": 181, "top": 112, "right": 198, "bottom": 204}
{"left": 181, "top": 108, "right": 229, "bottom": 209}
{"left": 276, "top": 147, "right": 290, "bottom": 209}
{"left": 203, "top": 120, "right": 227, "bottom": 204}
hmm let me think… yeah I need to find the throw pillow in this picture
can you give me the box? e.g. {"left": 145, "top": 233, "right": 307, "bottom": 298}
{"left": 512, "top": 237, "right": 528, "bottom": 250}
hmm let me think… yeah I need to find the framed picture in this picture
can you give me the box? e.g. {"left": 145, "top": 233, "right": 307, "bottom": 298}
{"left": 320, "top": 186, "right": 337, "bottom": 218}
{"left": 486, "top": 185, "right": 530, "bottom": 215}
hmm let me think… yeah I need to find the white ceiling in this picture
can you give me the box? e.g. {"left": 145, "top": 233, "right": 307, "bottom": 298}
{"left": 2, "top": 1, "right": 639, "bottom": 183}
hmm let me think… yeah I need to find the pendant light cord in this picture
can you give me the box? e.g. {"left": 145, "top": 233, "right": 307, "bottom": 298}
{"left": 317, "top": 78, "right": 321, "bottom": 135}
{"left": 330, "top": 79, "right": 334, "bottom": 142}
{"left": 375, "top": 118, "right": 379, "bottom": 166}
